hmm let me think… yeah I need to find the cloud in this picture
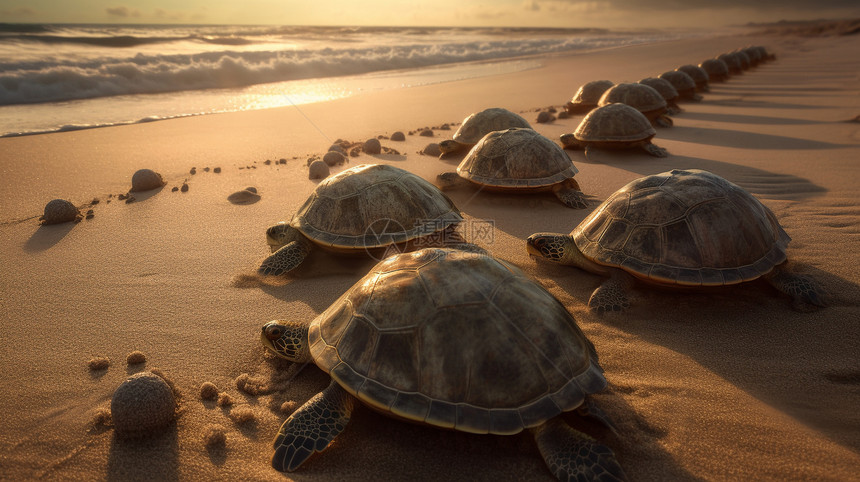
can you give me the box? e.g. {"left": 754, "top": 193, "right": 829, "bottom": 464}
{"left": 1, "top": 7, "right": 35, "bottom": 16}
{"left": 106, "top": 6, "right": 140, "bottom": 18}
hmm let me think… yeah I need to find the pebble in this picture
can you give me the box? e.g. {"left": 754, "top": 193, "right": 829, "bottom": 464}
{"left": 130, "top": 169, "right": 165, "bottom": 192}
{"left": 308, "top": 160, "right": 330, "bottom": 179}
{"left": 323, "top": 151, "right": 347, "bottom": 166}
{"left": 111, "top": 372, "right": 176, "bottom": 438}
{"left": 419, "top": 129, "right": 434, "bottom": 137}
{"left": 422, "top": 143, "right": 442, "bottom": 157}
{"left": 41, "top": 199, "right": 80, "bottom": 225}
{"left": 363, "top": 138, "right": 382, "bottom": 155}
{"left": 390, "top": 131, "right": 406, "bottom": 141}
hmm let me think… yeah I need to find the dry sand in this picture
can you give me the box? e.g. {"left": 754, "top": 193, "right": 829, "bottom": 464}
{"left": 1, "top": 31, "right": 858, "bottom": 481}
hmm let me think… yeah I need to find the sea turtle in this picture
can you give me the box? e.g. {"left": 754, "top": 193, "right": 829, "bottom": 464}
{"left": 658, "top": 70, "right": 702, "bottom": 101}
{"left": 699, "top": 58, "right": 730, "bottom": 82}
{"left": 718, "top": 52, "right": 743, "bottom": 75}
{"left": 740, "top": 47, "right": 762, "bottom": 67}
{"left": 733, "top": 49, "right": 751, "bottom": 70}
{"left": 638, "top": 77, "right": 681, "bottom": 115}
{"left": 438, "top": 107, "right": 531, "bottom": 156}
{"left": 560, "top": 103, "right": 669, "bottom": 158}
{"left": 566, "top": 80, "right": 615, "bottom": 114}
{"left": 526, "top": 169, "right": 826, "bottom": 312}
{"left": 436, "top": 127, "right": 588, "bottom": 209}
{"left": 676, "top": 65, "right": 710, "bottom": 92}
{"left": 260, "top": 247, "right": 627, "bottom": 480}
{"left": 258, "top": 164, "right": 462, "bottom": 276}
{"left": 598, "top": 83, "right": 672, "bottom": 128}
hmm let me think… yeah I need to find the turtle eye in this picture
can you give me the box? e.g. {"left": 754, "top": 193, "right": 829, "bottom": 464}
{"left": 264, "top": 324, "right": 284, "bottom": 340}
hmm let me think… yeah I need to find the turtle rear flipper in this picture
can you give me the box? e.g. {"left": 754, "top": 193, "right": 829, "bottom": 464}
{"left": 764, "top": 265, "right": 827, "bottom": 311}
{"left": 272, "top": 381, "right": 354, "bottom": 472}
{"left": 655, "top": 115, "right": 673, "bottom": 128}
{"left": 259, "top": 238, "right": 312, "bottom": 276}
{"left": 642, "top": 142, "right": 669, "bottom": 158}
{"left": 553, "top": 179, "right": 589, "bottom": 209}
{"left": 533, "top": 418, "right": 627, "bottom": 481}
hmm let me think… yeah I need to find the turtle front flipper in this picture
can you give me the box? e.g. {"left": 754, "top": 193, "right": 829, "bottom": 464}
{"left": 553, "top": 178, "right": 589, "bottom": 209}
{"left": 763, "top": 264, "right": 827, "bottom": 311}
{"left": 259, "top": 236, "right": 312, "bottom": 276}
{"left": 271, "top": 381, "right": 354, "bottom": 472}
{"left": 532, "top": 418, "right": 627, "bottom": 481}
{"left": 642, "top": 142, "right": 669, "bottom": 158}
{"left": 588, "top": 270, "right": 634, "bottom": 313}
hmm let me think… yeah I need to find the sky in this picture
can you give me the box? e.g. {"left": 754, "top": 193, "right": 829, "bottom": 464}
{"left": 1, "top": 0, "right": 858, "bottom": 29}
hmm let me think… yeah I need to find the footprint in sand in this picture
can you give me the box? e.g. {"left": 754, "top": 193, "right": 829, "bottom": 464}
{"left": 227, "top": 187, "right": 261, "bottom": 205}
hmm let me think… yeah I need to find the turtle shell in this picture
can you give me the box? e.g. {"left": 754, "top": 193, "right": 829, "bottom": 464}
{"left": 718, "top": 53, "right": 743, "bottom": 74}
{"left": 457, "top": 128, "right": 578, "bottom": 188}
{"left": 307, "top": 247, "right": 605, "bottom": 435}
{"left": 291, "top": 164, "right": 462, "bottom": 249}
{"left": 700, "top": 58, "right": 730, "bottom": 81}
{"left": 658, "top": 70, "right": 696, "bottom": 93}
{"left": 574, "top": 103, "right": 656, "bottom": 143}
{"left": 676, "top": 65, "right": 710, "bottom": 90}
{"left": 572, "top": 169, "right": 790, "bottom": 286}
{"left": 570, "top": 80, "right": 614, "bottom": 107}
{"left": 639, "top": 77, "right": 679, "bottom": 103}
{"left": 598, "top": 83, "right": 667, "bottom": 114}
{"left": 452, "top": 107, "right": 531, "bottom": 145}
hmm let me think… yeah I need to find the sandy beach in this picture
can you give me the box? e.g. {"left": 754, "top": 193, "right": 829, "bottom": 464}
{"left": 1, "top": 29, "right": 859, "bottom": 481}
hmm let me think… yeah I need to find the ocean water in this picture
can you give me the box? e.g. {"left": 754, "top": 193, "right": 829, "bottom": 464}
{"left": 0, "top": 24, "right": 699, "bottom": 137}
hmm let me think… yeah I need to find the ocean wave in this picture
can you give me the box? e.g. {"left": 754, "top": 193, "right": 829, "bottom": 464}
{"left": 0, "top": 36, "right": 652, "bottom": 105}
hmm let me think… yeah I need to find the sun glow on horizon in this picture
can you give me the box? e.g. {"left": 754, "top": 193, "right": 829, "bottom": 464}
{"left": 1, "top": 0, "right": 858, "bottom": 29}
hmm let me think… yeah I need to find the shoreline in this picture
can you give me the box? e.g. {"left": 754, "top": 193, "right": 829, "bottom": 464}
{"left": 1, "top": 32, "right": 858, "bottom": 481}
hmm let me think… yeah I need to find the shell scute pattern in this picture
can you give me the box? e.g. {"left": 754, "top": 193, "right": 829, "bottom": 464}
{"left": 459, "top": 128, "right": 577, "bottom": 187}
{"left": 293, "top": 164, "right": 460, "bottom": 248}
{"left": 308, "top": 248, "right": 602, "bottom": 434}
{"left": 574, "top": 104, "right": 656, "bottom": 143}
{"left": 598, "top": 83, "right": 666, "bottom": 113}
{"left": 453, "top": 108, "right": 531, "bottom": 145}
{"left": 573, "top": 169, "right": 790, "bottom": 286}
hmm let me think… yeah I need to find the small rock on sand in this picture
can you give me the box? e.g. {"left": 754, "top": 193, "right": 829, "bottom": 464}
{"left": 227, "top": 187, "right": 261, "bottom": 205}
{"left": 390, "top": 131, "right": 406, "bottom": 141}
{"left": 323, "top": 151, "right": 347, "bottom": 166}
{"left": 422, "top": 143, "right": 442, "bottom": 157}
{"left": 111, "top": 371, "right": 176, "bottom": 438}
{"left": 536, "top": 111, "right": 556, "bottom": 123}
{"left": 363, "top": 138, "right": 382, "bottom": 154}
{"left": 130, "top": 169, "right": 165, "bottom": 192}
{"left": 42, "top": 199, "right": 80, "bottom": 225}
{"left": 419, "top": 129, "right": 434, "bottom": 137}
{"left": 308, "top": 160, "right": 330, "bottom": 179}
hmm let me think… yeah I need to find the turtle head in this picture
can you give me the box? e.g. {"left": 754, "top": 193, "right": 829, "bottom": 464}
{"left": 265, "top": 222, "right": 296, "bottom": 252}
{"left": 559, "top": 133, "right": 582, "bottom": 150}
{"left": 526, "top": 233, "right": 575, "bottom": 263}
{"left": 439, "top": 140, "right": 464, "bottom": 155}
{"left": 261, "top": 320, "right": 311, "bottom": 363}
{"left": 435, "top": 171, "right": 466, "bottom": 190}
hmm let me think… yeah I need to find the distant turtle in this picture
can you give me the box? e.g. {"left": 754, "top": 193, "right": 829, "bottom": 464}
{"left": 638, "top": 77, "right": 681, "bottom": 115}
{"left": 527, "top": 169, "right": 826, "bottom": 312}
{"left": 566, "top": 80, "right": 614, "bottom": 114}
{"left": 733, "top": 49, "right": 751, "bottom": 70}
{"left": 260, "top": 247, "right": 626, "bottom": 480}
{"left": 676, "top": 65, "right": 710, "bottom": 92}
{"left": 438, "top": 107, "right": 531, "bottom": 156}
{"left": 560, "top": 103, "right": 669, "bottom": 158}
{"left": 598, "top": 82, "right": 672, "bottom": 128}
{"left": 658, "top": 70, "right": 701, "bottom": 101}
{"left": 718, "top": 52, "right": 743, "bottom": 75}
{"left": 436, "top": 127, "right": 588, "bottom": 208}
{"left": 699, "top": 58, "right": 730, "bottom": 82}
{"left": 740, "top": 46, "right": 762, "bottom": 67}
{"left": 258, "top": 164, "right": 462, "bottom": 276}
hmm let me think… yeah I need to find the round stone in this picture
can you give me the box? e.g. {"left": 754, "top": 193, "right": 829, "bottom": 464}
{"left": 110, "top": 372, "right": 176, "bottom": 438}
{"left": 363, "top": 138, "right": 382, "bottom": 154}
{"left": 323, "top": 151, "right": 347, "bottom": 166}
{"left": 42, "top": 199, "right": 79, "bottom": 225}
{"left": 130, "top": 169, "right": 165, "bottom": 192}
{"left": 308, "top": 160, "right": 330, "bottom": 179}
{"left": 390, "top": 131, "right": 406, "bottom": 141}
